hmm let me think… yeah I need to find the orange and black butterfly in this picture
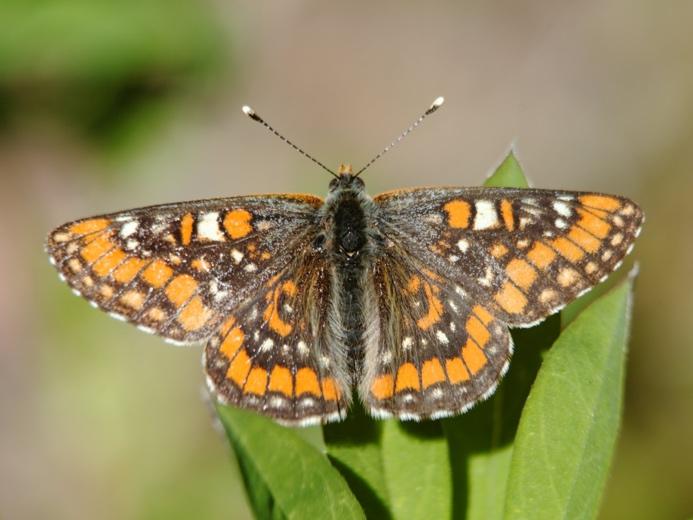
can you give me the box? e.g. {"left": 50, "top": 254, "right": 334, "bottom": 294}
{"left": 46, "top": 98, "right": 643, "bottom": 426}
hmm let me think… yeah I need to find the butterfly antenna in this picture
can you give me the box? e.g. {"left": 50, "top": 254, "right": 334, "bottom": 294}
{"left": 242, "top": 105, "right": 339, "bottom": 179}
{"left": 354, "top": 96, "right": 445, "bottom": 178}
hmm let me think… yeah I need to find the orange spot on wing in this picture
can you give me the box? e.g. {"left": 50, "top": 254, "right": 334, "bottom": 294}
{"left": 263, "top": 283, "right": 295, "bottom": 337}
{"left": 501, "top": 199, "right": 514, "bottom": 231}
{"left": 527, "top": 241, "right": 556, "bottom": 269}
{"left": 417, "top": 283, "right": 443, "bottom": 330}
{"left": 462, "top": 341, "right": 487, "bottom": 374}
{"left": 443, "top": 200, "right": 471, "bottom": 229}
{"left": 223, "top": 209, "right": 253, "bottom": 239}
{"left": 577, "top": 209, "right": 611, "bottom": 239}
{"left": 180, "top": 213, "right": 194, "bottom": 245}
{"left": 567, "top": 226, "right": 601, "bottom": 253}
{"left": 491, "top": 243, "right": 508, "bottom": 258}
{"left": 92, "top": 248, "right": 127, "bottom": 277}
{"left": 422, "top": 359, "right": 446, "bottom": 388}
{"left": 282, "top": 280, "right": 297, "bottom": 297}
{"left": 227, "top": 349, "right": 251, "bottom": 386}
{"left": 141, "top": 260, "right": 173, "bottom": 288}
{"left": 191, "top": 258, "right": 210, "bottom": 272}
{"left": 113, "top": 257, "right": 146, "bottom": 283}
{"left": 295, "top": 368, "right": 321, "bottom": 396}
{"left": 579, "top": 195, "right": 621, "bottom": 211}
{"left": 406, "top": 275, "right": 421, "bottom": 293}
{"left": 165, "top": 275, "right": 198, "bottom": 307}
{"left": 244, "top": 368, "right": 268, "bottom": 396}
{"left": 220, "top": 326, "right": 244, "bottom": 360}
{"left": 495, "top": 282, "right": 527, "bottom": 314}
{"left": 178, "top": 296, "right": 212, "bottom": 331}
{"left": 395, "top": 363, "right": 420, "bottom": 392}
{"left": 506, "top": 258, "right": 537, "bottom": 290}
{"left": 120, "top": 290, "right": 144, "bottom": 310}
{"left": 371, "top": 374, "right": 395, "bottom": 399}
{"left": 70, "top": 218, "right": 110, "bottom": 235}
{"left": 551, "top": 237, "right": 584, "bottom": 262}
{"left": 268, "top": 366, "right": 293, "bottom": 397}
{"left": 472, "top": 305, "right": 494, "bottom": 325}
{"left": 466, "top": 316, "right": 490, "bottom": 348}
{"left": 322, "top": 378, "right": 340, "bottom": 401}
{"left": 80, "top": 235, "right": 114, "bottom": 263}
{"left": 446, "top": 357, "right": 470, "bottom": 383}
{"left": 147, "top": 307, "right": 166, "bottom": 321}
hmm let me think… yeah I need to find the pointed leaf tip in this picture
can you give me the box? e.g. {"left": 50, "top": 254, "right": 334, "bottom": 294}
{"left": 484, "top": 150, "right": 530, "bottom": 189}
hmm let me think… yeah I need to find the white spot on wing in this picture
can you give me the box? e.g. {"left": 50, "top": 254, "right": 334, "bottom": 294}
{"left": 197, "top": 212, "right": 225, "bottom": 241}
{"left": 297, "top": 340, "right": 309, "bottom": 356}
{"left": 553, "top": 201, "right": 572, "bottom": 217}
{"left": 473, "top": 200, "right": 498, "bottom": 230}
{"left": 457, "top": 239, "right": 469, "bottom": 252}
{"left": 231, "top": 249, "right": 244, "bottom": 264}
{"left": 120, "top": 220, "right": 139, "bottom": 238}
{"left": 436, "top": 330, "right": 449, "bottom": 344}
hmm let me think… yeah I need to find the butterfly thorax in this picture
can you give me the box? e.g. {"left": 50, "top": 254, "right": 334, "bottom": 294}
{"left": 322, "top": 172, "right": 377, "bottom": 376}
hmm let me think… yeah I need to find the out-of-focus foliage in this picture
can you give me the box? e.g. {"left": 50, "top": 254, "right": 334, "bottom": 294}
{"left": 0, "top": 0, "right": 227, "bottom": 149}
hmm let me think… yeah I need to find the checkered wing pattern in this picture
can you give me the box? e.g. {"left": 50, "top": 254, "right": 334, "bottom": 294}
{"left": 204, "top": 249, "right": 350, "bottom": 426}
{"left": 46, "top": 195, "right": 323, "bottom": 344}
{"left": 362, "top": 187, "right": 643, "bottom": 419}
{"left": 360, "top": 249, "right": 512, "bottom": 420}
{"left": 374, "top": 188, "right": 644, "bottom": 327}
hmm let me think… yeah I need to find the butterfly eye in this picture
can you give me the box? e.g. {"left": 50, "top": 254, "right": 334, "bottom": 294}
{"left": 352, "top": 177, "right": 365, "bottom": 189}
{"left": 329, "top": 178, "right": 339, "bottom": 190}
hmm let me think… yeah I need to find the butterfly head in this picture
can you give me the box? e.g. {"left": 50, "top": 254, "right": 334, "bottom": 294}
{"left": 328, "top": 163, "right": 366, "bottom": 193}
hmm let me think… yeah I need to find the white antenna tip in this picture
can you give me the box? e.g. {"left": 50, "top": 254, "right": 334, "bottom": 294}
{"left": 431, "top": 96, "right": 445, "bottom": 109}
{"left": 242, "top": 105, "right": 255, "bottom": 116}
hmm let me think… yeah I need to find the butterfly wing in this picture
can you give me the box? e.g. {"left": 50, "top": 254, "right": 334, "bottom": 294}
{"left": 204, "top": 244, "right": 351, "bottom": 426}
{"left": 360, "top": 246, "right": 512, "bottom": 420}
{"left": 373, "top": 188, "right": 644, "bottom": 326}
{"left": 360, "top": 187, "right": 643, "bottom": 419}
{"left": 46, "top": 194, "right": 324, "bottom": 344}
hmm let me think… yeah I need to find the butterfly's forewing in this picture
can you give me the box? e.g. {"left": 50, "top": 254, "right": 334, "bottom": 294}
{"left": 46, "top": 194, "right": 324, "bottom": 344}
{"left": 204, "top": 247, "right": 351, "bottom": 426}
{"left": 360, "top": 245, "right": 512, "bottom": 420}
{"left": 374, "top": 188, "right": 643, "bottom": 327}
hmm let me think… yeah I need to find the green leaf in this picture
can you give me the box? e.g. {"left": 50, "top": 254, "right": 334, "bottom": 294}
{"left": 504, "top": 278, "right": 634, "bottom": 519}
{"left": 442, "top": 316, "right": 560, "bottom": 520}
{"left": 217, "top": 405, "right": 365, "bottom": 520}
{"left": 483, "top": 150, "right": 530, "bottom": 189}
{"left": 323, "top": 401, "right": 392, "bottom": 519}
{"left": 381, "top": 420, "right": 452, "bottom": 520}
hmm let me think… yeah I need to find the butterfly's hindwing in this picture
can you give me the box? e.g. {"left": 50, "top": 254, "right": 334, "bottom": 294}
{"left": 360, "top": 248, "right": 512, "bottom": 420}
{"left": 374, "top": 188, "right": 644, "bottom": 327}
{"left": 46, "top": 195, "right": 323, "bottom": 343}
{"left": 204, "top": 248, "right": 351, "bottom": 426}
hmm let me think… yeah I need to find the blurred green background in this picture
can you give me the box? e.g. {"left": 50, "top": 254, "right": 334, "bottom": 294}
{"left": 1, "top": 1, "right": 691, "bottom": 519}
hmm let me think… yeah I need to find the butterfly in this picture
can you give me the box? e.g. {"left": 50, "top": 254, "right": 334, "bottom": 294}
{"left": 46, "top": 98, "right": 644, "bottom": 426}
